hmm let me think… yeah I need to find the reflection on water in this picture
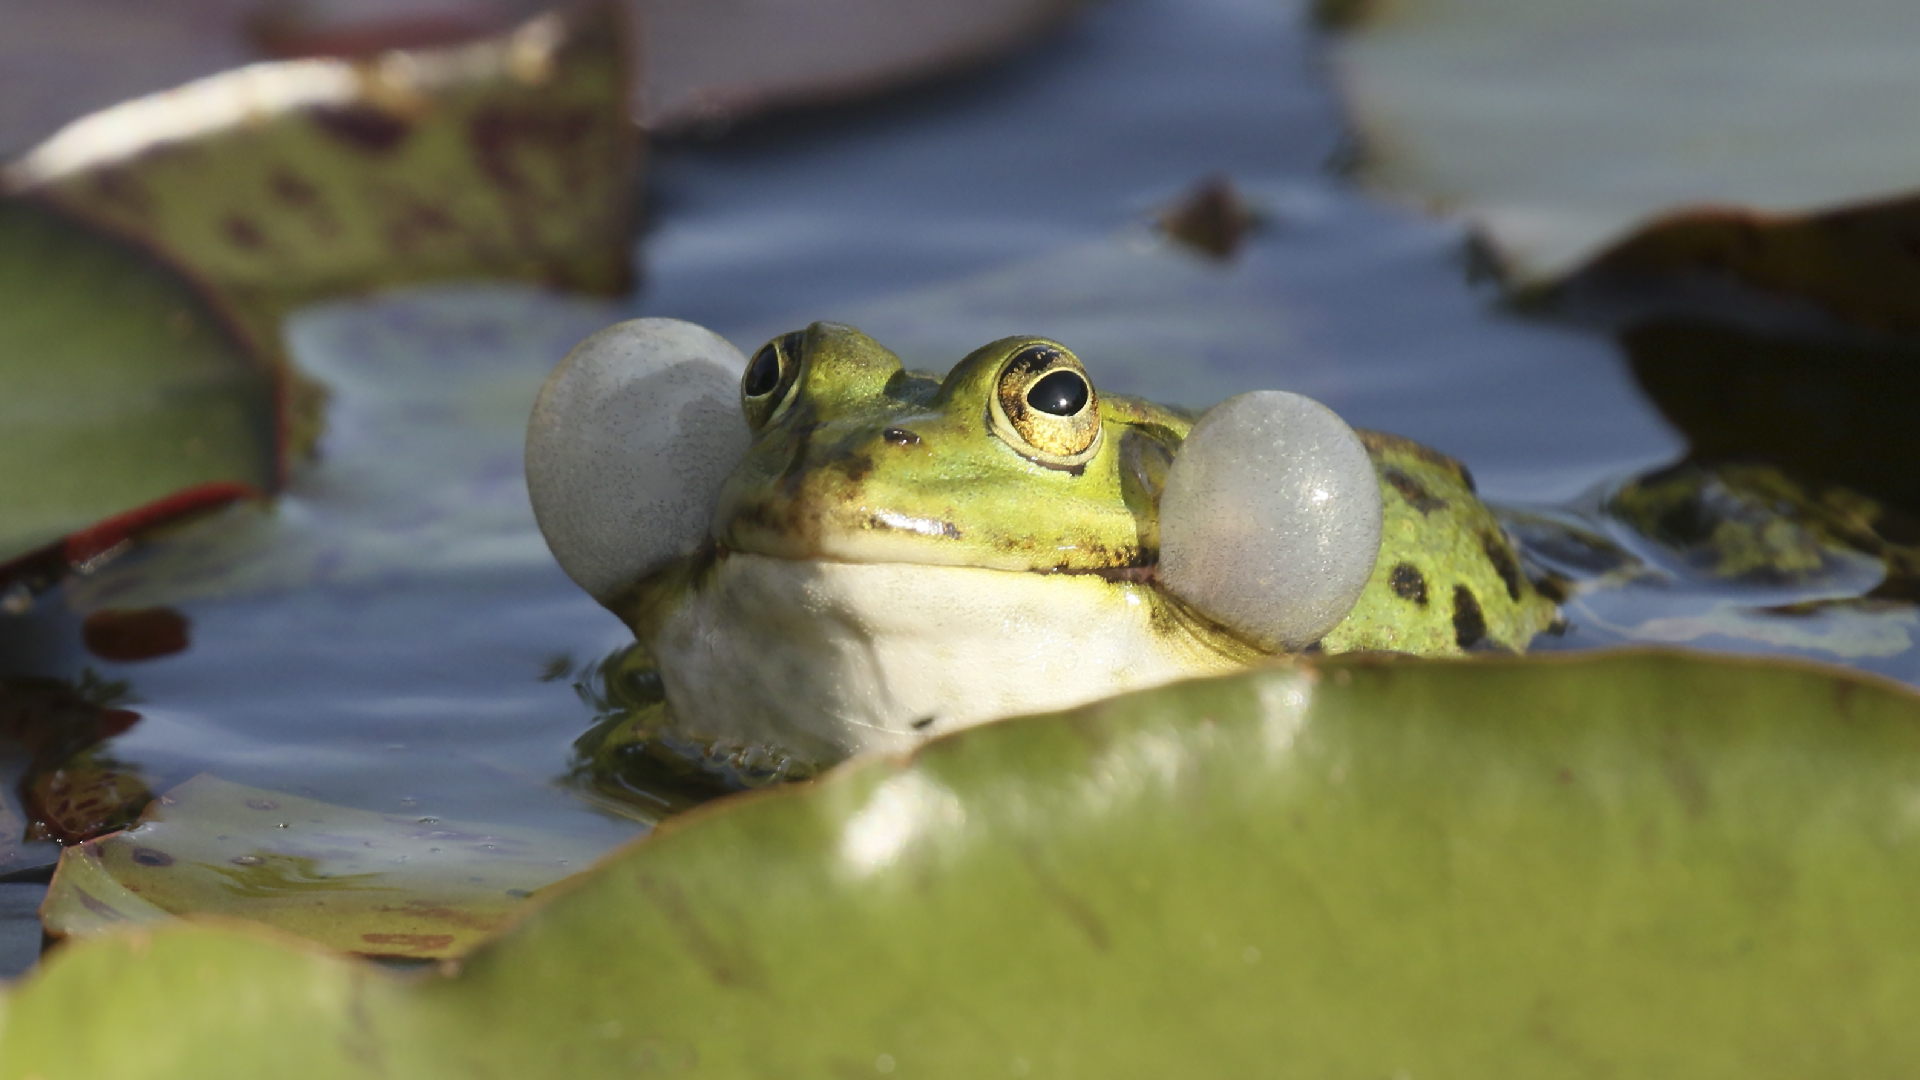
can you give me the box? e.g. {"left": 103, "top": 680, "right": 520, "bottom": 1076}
{"left": 1524, "top": 463, "right": 1920, "bottom": 684}
{"left": 1622, "top": 318, "right": 1920, "bottom": 513}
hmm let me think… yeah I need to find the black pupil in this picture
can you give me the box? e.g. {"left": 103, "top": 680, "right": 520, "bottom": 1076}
{"left": 742, "top": 344, "right": 782, "bottom": 397}
{"left": 1026, "top": 370, "right": 1088, "bottom": 416}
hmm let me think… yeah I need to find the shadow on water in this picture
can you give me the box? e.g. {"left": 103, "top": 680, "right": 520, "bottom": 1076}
{"left": 1622, "top": 319, "right": 1920, "bottom": 514}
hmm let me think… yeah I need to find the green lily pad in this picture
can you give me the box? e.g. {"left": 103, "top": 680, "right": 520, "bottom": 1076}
{"left": 1325, "top": 0, "right": 1920, "bottom": 294}
{"left": 0, "top": 5, "right": 639, "bottom": 594}
{"left": 5, "top": 4, "right": 637, "bottom": 331}
{"left": 0, "top": 198, "right": 276, "bottom": 573}
{"left": 42, "top": 774, "right": 614, "bottom": 959}
{"left": 9, "top": 650, "right": 1920, "bottom": 1073}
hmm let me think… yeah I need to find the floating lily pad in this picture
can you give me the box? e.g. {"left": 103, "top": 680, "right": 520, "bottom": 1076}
{"left": 1325, "top": 0, "right": 1920, "bottom": 296}
{"left": 9, "top": 651, "right": 1920, "bottom": 1073}
{"left": 0, "top": 5, "right": 639, "bottom": 597}
{"left": 41, "top": 774, "right": 614, "bottom": 958}
{"left": 1566, "top": 199, "right": 1920, "bottom": 337}
{"left": 0, "top": 198, "right": 275, "bottom": 576}
{"left": 5, "top": 3, "right": 639, "bottom": 348}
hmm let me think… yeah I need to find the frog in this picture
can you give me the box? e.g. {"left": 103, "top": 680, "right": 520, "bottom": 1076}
{"left": 526, "top": 319, "right": 1559, "bottom": 786}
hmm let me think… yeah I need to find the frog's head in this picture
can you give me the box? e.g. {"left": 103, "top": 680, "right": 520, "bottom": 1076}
{"left": 527, "top": 318, "right": 1382, "bottom": 651}
{"left": 713, "top": 321, "right": 1152, "bottom": 573}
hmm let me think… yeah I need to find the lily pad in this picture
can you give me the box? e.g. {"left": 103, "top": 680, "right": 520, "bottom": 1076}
{"left": 5, "top": 3, "right": 639, "bottom": 346}
{"left": 0, "top": 198, "right": 275, "bottom": 575}
{"left": 41, "top": 774, "right": 613, "bottom": 959}
{"left": 0, "top": 5, "right": 639, "bottom": 596}
{"left": 10, "top": 651, "right": 1920, "bottom": 1073}
{"left": 1324, "top": 0, "right": 1920, "bottom": 294}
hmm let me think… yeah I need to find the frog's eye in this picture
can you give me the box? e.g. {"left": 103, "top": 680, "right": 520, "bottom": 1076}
{"left": 990, "top": 343, "right": 1101, "bottom": 464}
{"left": 527, "top": 318, "right": 749, "bottom": 603}
{"left": 1157, "top": 391, "right": 1383, "bottom": 651}
{"left": 741, "top": 330, "right": 806, "bottom": 429}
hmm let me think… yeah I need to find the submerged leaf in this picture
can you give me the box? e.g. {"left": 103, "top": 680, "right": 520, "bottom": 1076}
{"left": 41, "top": 774, "right": 614, "bottom": 959}
{"left": 11, "top": 652, "right": 1920, "bottom": 1073}
{"left": 1326, "top": 0, "right": 1920, "bottom": 296}
{"left": 1536, "top": 461, "right": 1920, "bottom": 665}
{"left": 23, "top": 748, "right": 153, "bottom": 847}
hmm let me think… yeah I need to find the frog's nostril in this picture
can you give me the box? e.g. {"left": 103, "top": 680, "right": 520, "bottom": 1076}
{"left": 882, "top": 427, "right": 922, "bottom": 447}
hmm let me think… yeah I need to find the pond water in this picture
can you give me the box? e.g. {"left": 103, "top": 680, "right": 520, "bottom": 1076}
{"left": 3, "top": 0, "right": 1898, "bottom": 974}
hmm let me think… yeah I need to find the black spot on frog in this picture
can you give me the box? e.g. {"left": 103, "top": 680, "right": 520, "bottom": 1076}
{"left": 1383, "top": 467, "right": 1449, "bottom": 515}
{"left": 1389, "top": 562, "right": 1429, "bottom": 606}
{"left": 1451, "top": 585, "right": 1487, "bottom": 650}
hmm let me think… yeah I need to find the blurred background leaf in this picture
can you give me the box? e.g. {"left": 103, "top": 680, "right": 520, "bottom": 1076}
{"left": 1324, "top": 0, "right": 1920, "bottom": 305}
{"left": 0, "top": 200, "right": 275, "bottom": 574}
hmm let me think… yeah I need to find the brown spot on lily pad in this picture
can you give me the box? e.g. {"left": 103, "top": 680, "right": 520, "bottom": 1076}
{"left": 309, "top": 103, "right": 413, "bottom": 153}
{"left": 267, "top": 170, "right": 319, "bottom": 207}
{"left": 130, "top": 847, "right": 174, "bottom": 868}
{"left": 222, "top": 214, "right": 266, "bottom": 250}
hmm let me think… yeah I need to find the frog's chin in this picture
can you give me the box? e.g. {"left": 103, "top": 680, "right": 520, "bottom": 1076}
{"left": 646, "top": 552, "right": 1248, "bottom": 767}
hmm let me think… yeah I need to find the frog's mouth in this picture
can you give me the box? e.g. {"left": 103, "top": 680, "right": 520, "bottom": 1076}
{"left": 713, "top": 533, "right": 1160, "bottom": 585}
{"left": 714, "top": 495, "right": 1157, "bottom": 582}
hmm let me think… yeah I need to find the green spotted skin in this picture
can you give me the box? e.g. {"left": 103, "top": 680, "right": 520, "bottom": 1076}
{"left": 1320, "top": 432, "right": 1561, "bottom": 655}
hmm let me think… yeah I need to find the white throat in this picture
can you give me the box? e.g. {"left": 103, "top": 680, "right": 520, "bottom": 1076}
{"left": 648, "top": 553, "right": 1246, "bottom": 765}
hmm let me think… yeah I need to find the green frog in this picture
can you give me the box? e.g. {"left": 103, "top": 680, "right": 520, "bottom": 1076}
{"left": 527, "top": 319, "right": 1558, "bottom": 781}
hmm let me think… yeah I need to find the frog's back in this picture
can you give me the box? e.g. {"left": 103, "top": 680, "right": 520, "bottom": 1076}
{"left": 1321, "top": 431, "right": 1559, "bottom": 654}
